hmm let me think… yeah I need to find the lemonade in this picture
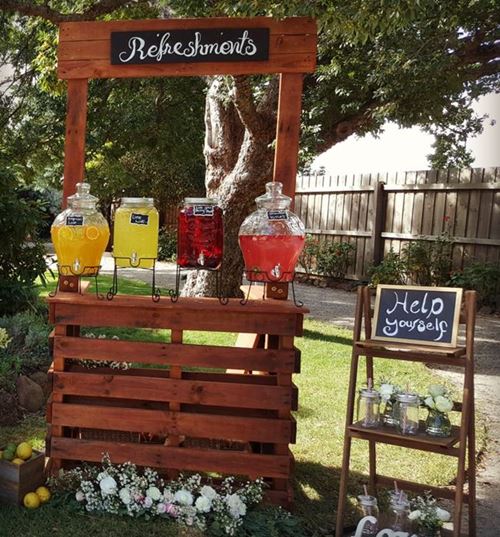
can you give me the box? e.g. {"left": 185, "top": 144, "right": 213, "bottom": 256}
{"left": 113, "top": 198, "right": 159, "bottom": 269}
{"left": 51, "top": 183, "right": 110, "bottom": 276}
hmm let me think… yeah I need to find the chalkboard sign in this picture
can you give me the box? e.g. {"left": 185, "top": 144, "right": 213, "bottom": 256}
{"left": 130, "top": 213, "right": 149, "bottom": 225}
{"left": 372, "top": 285, "right": 463, "bottom": 346}
{"left": 111, "top": 28, "right": 269, "bottom": 65}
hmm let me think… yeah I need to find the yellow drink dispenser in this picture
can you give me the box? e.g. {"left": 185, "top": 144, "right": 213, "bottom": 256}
{"left": 113, "top": 198, "right": 159, "bottom": 268}
{"left": 51, "top": 183, "right": 110, "bottom": 276}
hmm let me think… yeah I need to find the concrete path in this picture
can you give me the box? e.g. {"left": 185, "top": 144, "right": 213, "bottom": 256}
{"left": 98, "top": 256, "right": 500, "bottom": 535}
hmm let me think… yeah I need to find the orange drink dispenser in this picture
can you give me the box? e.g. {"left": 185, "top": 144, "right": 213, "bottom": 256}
{"left": 112, "top": 198, "right": 159, "bottom": 268}
{"left": 51, "top": 183, "right": 110, "bottom": 276}
{"left": 238, "top": 181, "right": 305, "bottom": 282}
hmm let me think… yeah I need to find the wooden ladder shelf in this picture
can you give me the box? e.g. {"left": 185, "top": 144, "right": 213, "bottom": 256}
{"left": 336, "top": 286, "right": 477, "bottom": 537}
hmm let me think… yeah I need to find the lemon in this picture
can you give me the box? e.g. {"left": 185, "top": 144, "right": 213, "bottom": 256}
{"left": 23, "top": 492, "right": 41, "bottom": 509}
{"left": 35, "top": 486, "right": 51, "bottom": 504}
{"left": 12, "top": 458, "right": 24, "bottom": 465}
{"left": 59, "top": 227, "right": 74, "bottom": 241}
{"left": 16, "top": 442, "right": 32, "bottom": 460}
{"left": 85, "top": 226, "right": 100, "bottom": 240}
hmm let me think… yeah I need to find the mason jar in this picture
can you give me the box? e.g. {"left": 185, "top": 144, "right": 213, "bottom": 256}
{"left": 397, "top": 393, "right": 420, "bottom": 435}
{"left": 357, "top": 388, "right": 381, "bottom": 428}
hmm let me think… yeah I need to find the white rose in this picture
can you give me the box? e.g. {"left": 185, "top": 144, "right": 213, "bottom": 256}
{"left": 75, "top": 491, "right": 85, "bottom": 502}
{"left": 226, "top": 493, "right": 247, "bottom": 518}
{"left": 195, "top": 495, "right": 212, "bottom": 513}
{"left": 428, "top": 384, "right": 446, "bottom": 398}
{"left": 119, "top": 487, "right": 131, "bottom": 505}
{"left": 436, "top": 507, "right": 451, "bottom": 522}
{"left": 174, "top": 489, "right": 194, "bottom": 506}
{"left": 435, "top": 395, "right": 453, "bottom": 413}
{"left": 408, "top": 510, "right": 421, "bottom": 520}
{"left": 156, "top": 502, "right": 167, "bottom": 514}
{"left": 146, "top": 486, "right": 161, "bottom": 501}
{"left": 99, "top": 475, "right": 117, "bottom": 495}
{"left": 200, "top": 485, "right": 217, "bottom": 500}
{"left": 424, "top": 396, "right": 436, "bottom": 409}
{"left": 379, "top": 383, "right": 394, "bottom": 395}
{"left": 144, "top": 496, "right": 153, "bottom": 508}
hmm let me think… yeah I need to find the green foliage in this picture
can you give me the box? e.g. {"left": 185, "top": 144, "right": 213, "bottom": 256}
{"left": 298, "top": 234, "right": 321, "bottom": 275}
{"left": 449, "top": 261, "right": 500, "bottom": 309}
{"left": 368, "top": 249, "right": 406, "bottom": 287}
{"left": 0, "top": 311, "right": 52, "bottom": 378}
{"left": 157, "top": 227, "right": 177, "bottom": 262}
{"left": 401, "top": 234, "right": 453, "bottom": 286}
{"left": 316, "top": 241, "right": 356, "bottom": 279}
{"left": 235, "top": 506, "right": 306, "bottom": 537}
{"left": 0, "top": 158, "right": 48, "bottom": 316}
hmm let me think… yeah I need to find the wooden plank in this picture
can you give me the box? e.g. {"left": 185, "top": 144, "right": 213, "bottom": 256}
{"left": 59, "top": 17, "right": 318, "bottom": 42}
{"left": 58, "top": 54, "right": 316, "bottom": 79}
{"left": 304, "top": 229, "right": 371, "bottom": 237}
{"left": 273, "top": 73, "right": 304, "bottom": 200}
{"left": 58, "top": 33, "right": 317, "bottom": 61}
{"left": 52, "top": 371, "right": 293, "bottom": 410}
{"left": 384, "top": 182, "right": 500, "bottom": 192}
{"left": 50, "top": 437, "right": 291, "bottom": 478}
{"left": 54, "top": 336, "right": 298, "bottom": 373}
{"left": 380, "top": 233, "right": 500, "bottom": 246}
{"left": 62, "top": 79, "right": 88, "bottom": 206}
{"left": 51, "top": 403, "right": 294, "bottom": 444}
{"left": 375, "top": 475, "right": 466, "bottom": 501}
{"left": 48, "top": 295, "right": 306, "bottom": 336}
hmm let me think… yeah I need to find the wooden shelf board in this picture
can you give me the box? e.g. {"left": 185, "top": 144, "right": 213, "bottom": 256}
{"left": 349, "top": 421, "right": 461, "bottom": 452}
{"left": 375, "top": 474, "right": 469, "bottom": 502}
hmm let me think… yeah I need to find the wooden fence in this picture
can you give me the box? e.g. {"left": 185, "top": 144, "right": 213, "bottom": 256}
{"left": 295, "top": 167, "right": 500, "bottom": 279}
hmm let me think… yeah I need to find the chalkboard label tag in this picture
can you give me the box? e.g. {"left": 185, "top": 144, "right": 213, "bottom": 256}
{"left": 267, "top": 210, "right": 288, "bottom": 220}
{"left": 372, "top": 284, "right": 462, "bottom": 347}
{"left": 130, "top": 213, "right": 149, "bottom": 225}
{"left": 193, "top": 205, "right": 214, "bottom": 217}
{"left": 66, "top": 215, "right": 84, "bottom": 226}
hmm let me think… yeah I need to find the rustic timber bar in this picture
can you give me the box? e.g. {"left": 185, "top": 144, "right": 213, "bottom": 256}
{"left": 46, "top": 294, "right": 307, "bottom": 505}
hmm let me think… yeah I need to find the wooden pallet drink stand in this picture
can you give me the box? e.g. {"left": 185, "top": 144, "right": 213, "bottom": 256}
{"left": 335, "top": 286, "right": 477, "bottom": 536}
{"left": 46, "top": 17, "right": 317, "bottom": 507}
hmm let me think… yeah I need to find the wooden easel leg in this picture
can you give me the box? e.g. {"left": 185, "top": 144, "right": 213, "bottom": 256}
{"left": 468, "top": 410, "right": 477, "bottom": 537}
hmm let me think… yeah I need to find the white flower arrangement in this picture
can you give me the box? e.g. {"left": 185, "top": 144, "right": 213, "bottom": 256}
{"left": 409, "top": 493, "right": 450, "bottom": 534}
{"left": 422, "top": 384, "right": 454, "bottom": 414}
{"left": 54, "top": 455, "right": 265, "bottom": 536}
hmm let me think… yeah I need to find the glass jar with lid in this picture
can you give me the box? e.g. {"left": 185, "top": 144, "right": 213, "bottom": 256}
{"left": 389, "top": 494, "right": 410, "bottom": 532}
{"left": 238, "top": 181, "right": 305, "bottom": 282}
{"left": 397, "top": 392, "right": 420, "bottom": 435}
{"left": 357, "top": 494, "right": 379, "bottom": 536}
{"left": 113, "top": 197, "right": 159, "bottom": 268}
{"left": 51, "top": 182, "right": 110, "bottom": 276}
{"left": 177, "top": 198, "right": 223, "bottom": 269}
{"left": 357, "top": 387, "right": 381, "bottom": 428}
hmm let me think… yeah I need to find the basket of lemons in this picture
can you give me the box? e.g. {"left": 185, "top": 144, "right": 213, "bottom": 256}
{"left": 0, "top": 442, "right": 49, "bottom": 507}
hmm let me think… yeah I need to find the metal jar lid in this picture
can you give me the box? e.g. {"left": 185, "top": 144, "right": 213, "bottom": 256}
{"left": 120, "top": 197, "right": 155, "bottom": 207}
{"left": 359, "top": 388, "right": 381, "bottom": 400}
{"left": 358, "top": 494, "right": 378, "bottom": 507}
{"left": 396, "top": 392, "right": 419, "bottom": 404}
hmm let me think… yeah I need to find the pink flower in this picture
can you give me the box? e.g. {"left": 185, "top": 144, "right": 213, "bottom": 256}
{"left": 166, "top": 503, "right": 179, "bottom": 517}
{"left": 144, "top": 496, "right": 153, "bottom": 508}
{"left": 156, "top": 502, "right": 167, "bottom": 514}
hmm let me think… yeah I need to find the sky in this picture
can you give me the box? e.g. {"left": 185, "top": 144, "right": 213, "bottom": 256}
{"left": 310, "top": 92, "right": 500, "bottom": 174}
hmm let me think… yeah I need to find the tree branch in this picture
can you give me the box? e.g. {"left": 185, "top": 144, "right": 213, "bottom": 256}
{"left": 0, "top": 0, "right": 150, "bottom": 23}
{"left": 231, "top": 76, "right": 263, "bottom": 136}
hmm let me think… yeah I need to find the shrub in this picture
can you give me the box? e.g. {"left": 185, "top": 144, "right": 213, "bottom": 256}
{"left": 0, "top": 162, "right": 48, "bottom": 315}
{"left": 298, "top": 234, "right": 321, "bottom": 275}
{"left": 402, "top": 234, "right": 453, "bottom": 286}
{"left": 368, "top": 249, "right": 406, "bottom": 287}
{"left": 449, "top": 261, "right": 500, "bottom": 310}
{"left": 0, "top": 312, "right": 51, "bottom": 378}
{"left": 316, "top": 241, "right": 355, "bottom": 279}
{"left": 158, "top": 227, "right": 177, "bottom": 261}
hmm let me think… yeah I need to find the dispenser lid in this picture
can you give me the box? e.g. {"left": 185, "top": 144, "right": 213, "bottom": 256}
{"left": 255, "top": 182, "right": 291, "bottom": 210}
{"left": 67, "top": 183, "right": 98, "bottom": 210}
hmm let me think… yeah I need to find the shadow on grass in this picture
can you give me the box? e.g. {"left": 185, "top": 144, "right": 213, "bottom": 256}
{"left": 293, "top": 460, "right": 371, "bottom": 536}
{"left": 302, "top": 328, "right": 353, "bottom": 348}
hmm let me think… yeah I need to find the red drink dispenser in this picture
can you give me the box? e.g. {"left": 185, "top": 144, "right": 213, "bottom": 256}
{"left": 177, "top": 198, "right": 223, "bottom": 270}
{"left": 238, "top": 182, "right": 305, "bottom": 282}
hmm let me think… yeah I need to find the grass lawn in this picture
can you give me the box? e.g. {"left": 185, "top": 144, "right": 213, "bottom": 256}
{"left": 0, "top": 274, "right": 484, "bottom": 536}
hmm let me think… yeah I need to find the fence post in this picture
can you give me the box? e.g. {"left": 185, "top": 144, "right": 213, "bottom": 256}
{"left": 371, "top": 180, "right": 386, "bottom": 266}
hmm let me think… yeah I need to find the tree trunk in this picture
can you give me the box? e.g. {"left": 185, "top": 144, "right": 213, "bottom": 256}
{"left": 182, "top": 76, "right": 277, "bottom": 298}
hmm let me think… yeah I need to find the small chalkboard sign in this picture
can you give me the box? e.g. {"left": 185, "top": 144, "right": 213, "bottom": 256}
{"left": 372, "top": 285, "right": 462, "bottom": 347}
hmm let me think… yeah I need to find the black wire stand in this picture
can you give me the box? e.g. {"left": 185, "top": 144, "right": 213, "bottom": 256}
{"left": 170, "top": 264, "right": 228, "bottom": 305}
{"left": 49, "top": 264, "right": 104, "bottom": 299}
{"left": 240, "top": 270, "right": 303, "bottom": 308}
{"left": 106, "top": 256, "right": 161, "bottom": 302}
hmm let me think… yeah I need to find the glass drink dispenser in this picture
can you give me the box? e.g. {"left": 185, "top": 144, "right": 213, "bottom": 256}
{"left": 238, "top": 182, "right": 305, "bottom": 282}
{"left": 51, "top": 182, "right": 109, "bottom": 276}
{"left": 113, "top": 197, "right": 159, "bottom": 268}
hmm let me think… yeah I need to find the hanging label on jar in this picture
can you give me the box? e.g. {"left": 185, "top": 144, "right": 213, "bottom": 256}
{"left": 130, "top": 213, "right": 149, "bottom": 225}
{"left": 267, "top": 210, "right": 288, "bottom": 220}
{"left": 194, "top": 205, "right": 214, "bottom": 217}
{"left": 65, "top": 215, "right": 84, "bottom": 226}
